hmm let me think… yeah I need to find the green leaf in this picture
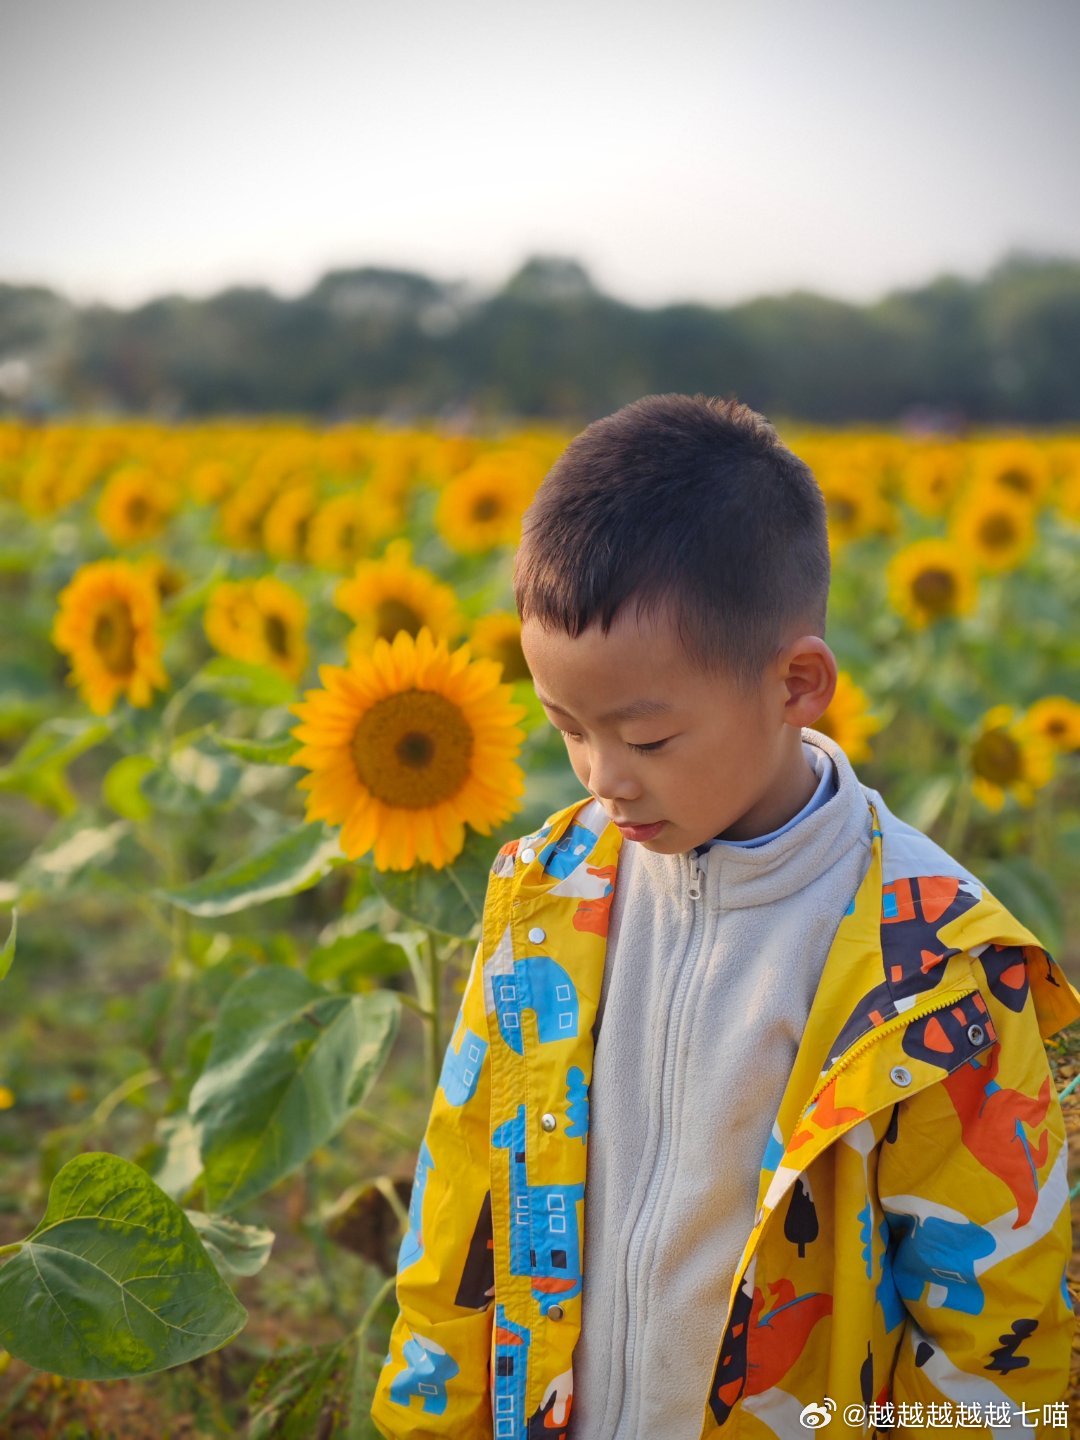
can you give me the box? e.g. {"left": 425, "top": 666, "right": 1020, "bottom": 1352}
{"left": 188, "top": 966, "right": 399, "bottom": 1212}
{"left": 0, "top": 714, "right": 115, "bottom": 814}
{"left": 0, "top": 1152, "right": 246, "bottom": 1379}
{"left": 185, "top": 1210, "right": 275, "bottom": 1277}
{"left": 369, "top": 824, "right": 503, "bottom": 939}
{"left": 156, "top": 823, "right": 344, "bottom": 918}
{"left": 102, "top": 754, "right": 156, "bottom": 821}
{"left": 195, "top": 658, "right": 297, "bottom": 708}
{"left": 307, "top": 932, "right": 409, "bottom": 989}
{"left": 246, "top": 1339, "right": 351, "bottom": 1440}
{"left": 211, "top": 732, "right": 302, "bottom": 765}
{"left": 140, "top": 738, "right": 244, "bottom": 816}
{"left": 978, "top": 855, "right": 1064, "bottom": 956}
{"left": 0, "top": 909, "right": 15, "bottom": 983}
{"left": 15, "top": 813, "right": 134, "bottom": 899}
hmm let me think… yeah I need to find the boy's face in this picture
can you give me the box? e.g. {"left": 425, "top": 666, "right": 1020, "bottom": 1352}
{"left": 519, "top": 604, "right": 833, "bottom": 854}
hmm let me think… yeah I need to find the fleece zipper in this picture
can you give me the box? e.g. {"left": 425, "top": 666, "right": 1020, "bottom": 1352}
{"left": 611, "top": 848, "right": 707, "bottom": 1440}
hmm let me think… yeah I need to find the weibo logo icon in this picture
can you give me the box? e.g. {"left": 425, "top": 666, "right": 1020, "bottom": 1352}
{"left": 799, "top": 1398, "right": 837, "bottom": 1428}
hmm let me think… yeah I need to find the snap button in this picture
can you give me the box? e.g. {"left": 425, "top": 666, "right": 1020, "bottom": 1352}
{"left": 548, "top": 1304, "right": 565, "bottom": 1321}
{"left": 966, "top": 1023, "right": 985, "bottom": 1046}
{"left": 541, "top": 1112, "right": 557, "bottom": 1131}
{"left": 890, "top": 1065, "right": 912, "bottom": 1087}
{"left": 519, "top": 848, "right": 536, "bottom": 864}
{"left": 528, "top": 926, "right": 546, "bottom": 944}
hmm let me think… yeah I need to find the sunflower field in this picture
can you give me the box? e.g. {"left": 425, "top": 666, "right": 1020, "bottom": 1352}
{"left": 0, "top": 417, "right": 1078, "bottom": 1437}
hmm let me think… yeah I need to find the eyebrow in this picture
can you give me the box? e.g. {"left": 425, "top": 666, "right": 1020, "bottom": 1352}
{"left": 535, "top": 694, "right": 675, "bottom": 725}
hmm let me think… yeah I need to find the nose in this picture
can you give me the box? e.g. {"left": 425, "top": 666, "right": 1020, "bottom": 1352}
{"left": 583, "top": 747, "right": 642, "bottom": 806}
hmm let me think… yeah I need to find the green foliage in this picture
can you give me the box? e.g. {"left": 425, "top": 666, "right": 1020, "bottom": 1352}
{"left": 188, "top": 965, "right": 400, "bottom": 1211}
{"left": 0, "top": 1152, "right": 247, "bottom": 1379}
{"left": 157, "top": 822, "right": 344, "bottom": 917}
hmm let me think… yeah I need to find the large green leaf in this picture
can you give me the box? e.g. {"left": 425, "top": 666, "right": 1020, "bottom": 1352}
{"left": 0, "top": 714, "right": 116, "bottom": 814}
{"left": 156, "top": 823, "right": 344, "bottom": 917}
{"left": 246, "top": 1339, "right": 352, "bottom": 1440}
{"left": 195, "top": 657, "right": 297, "bottom": 708}
{"left": 211, "top": 731, "right": 302, "bottom": 765}
{"left": 369, "top": 821, "right": 523, "bottom": 939}
{"left": 0, "top": 1152, "right": 246, "bottom": 1379}
{"left": 14, "top": 813, "right": 135, "bottom": 899}
{"left": 188, "top": 966, "right": 400, "bottom": 1212}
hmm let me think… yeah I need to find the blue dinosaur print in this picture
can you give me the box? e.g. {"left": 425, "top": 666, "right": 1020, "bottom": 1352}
{"left": 493, "top": 1104, "right": 585, "bottom": 1313}
{"left": 537, "top": 822, "right": 598, "bottom": 879}
{"left": 887, "top": 1211, "right": 995, "bottom": 1315}
{"left": 397, "top": 1138, "right": 435, "bottom": 1272}
{"left": 565, "top": 1065, "right": 589, "bottom": 1139}
{"left": 492, "top": 956, "right": 579, "bottom": 1055}
{"left": 438, "top": 1024, "right": 488, "bottom": 1105}
{"left": 492, "top": 1306, "right": 530, "bottom": 1436}
{"left": 389, "top": 1331, "right": 460, "bottom": 1415}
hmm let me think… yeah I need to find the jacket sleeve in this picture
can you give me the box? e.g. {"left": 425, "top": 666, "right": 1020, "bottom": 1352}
{"left": 877, "top": 943, "right": 1077, "bottom": 1439}
{"left": 370, "top": 935, "right": 495, "bottom": 1439}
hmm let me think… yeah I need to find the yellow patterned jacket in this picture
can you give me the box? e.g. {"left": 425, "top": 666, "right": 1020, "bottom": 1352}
{"left": 371, "top": 790, "right": 1080, "bottom": 1439}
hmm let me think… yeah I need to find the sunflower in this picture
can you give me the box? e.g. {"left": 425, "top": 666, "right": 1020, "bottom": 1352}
{"left": 970, "top": 439, "right": 1053, "bottom": 507}
{"left": 819, "top": 468, "right": 897, "bottom": 549}
{"left": 52, "top": 559, "right": 168, "bottom": 715}
{"left": 218, "top": 473, "right": 282, "bottom": 551}
{"left": 306, "top": 492, "right": 382, "bottom": 570}
{"left": 900, "top": 444, "right": 967, "bottom": 517}
{"left": 967, "top": 705, "right": 1055, "bottom": 811}
{"left": 204, "top": 577, "right": 308, "bottom": 682}
{"left": 810, "top": 672, "right": 883, "bottom": 764}
{"left": 951, "top": 484, "right": 1036, "bottom": 573}
{"left": 97, "top": 465, "right": 178, "bottom": 546}
{"left": 189, "top": 458, "right": 239, "bottom": 504}
{"left": 434, "top": 455, "right": 534, "bottom": 554}
{"left": 1025, "top": 696, "right": 1080, "bottom": 755}
{"left": 138, "top": 555, "right": 187, "bottom": 603}
{"left": 291, "top": 627, "right": 528, "bottom": 870}
{"left": 336, "top": 539, "right": 464, "bottom": 657}
{"left": 886, "top": 538, "right": 978, "bottom": 628}
{"left": 263, "top": 482, "right": 321, "bottom": 562}
{"left": 468, "top": 611, "right": 531, "bottom": 683}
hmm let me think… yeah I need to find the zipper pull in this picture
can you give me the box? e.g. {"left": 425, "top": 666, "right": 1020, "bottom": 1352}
{"left": 688, "top": 852, "right": 703, "bottom": 900}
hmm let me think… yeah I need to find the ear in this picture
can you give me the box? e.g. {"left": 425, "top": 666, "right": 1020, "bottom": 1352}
{"left": 779, "top": 637, "right": 837, "bottom": 728}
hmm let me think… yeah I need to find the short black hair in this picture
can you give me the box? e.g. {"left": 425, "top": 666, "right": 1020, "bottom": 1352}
{"left": 512, "top": 393, "right": 830, "bottom": 692}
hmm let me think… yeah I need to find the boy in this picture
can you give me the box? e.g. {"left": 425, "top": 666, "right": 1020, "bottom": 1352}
{"left": 371, "top": 395, "right": 1080, "bottom": 1439}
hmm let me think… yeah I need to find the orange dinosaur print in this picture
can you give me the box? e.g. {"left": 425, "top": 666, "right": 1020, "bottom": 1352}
{"left": 745, "top": 1278, "right": 833, "bottom": 1395}
{"left": 943, "top": 1045, "right": 1052, "bottom": 1228}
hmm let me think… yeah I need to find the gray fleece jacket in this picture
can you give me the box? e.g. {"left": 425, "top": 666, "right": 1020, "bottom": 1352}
{"left": 568, "top": 728, "right": 876, "bottom": 1439}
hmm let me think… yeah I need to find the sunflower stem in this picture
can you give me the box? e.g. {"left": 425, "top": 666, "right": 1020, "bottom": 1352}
{"left": 425, "top": 930, "right": 443, "bottom": 1101}
{"left": 944, "top": 779, "right": 973, "bottom": 857}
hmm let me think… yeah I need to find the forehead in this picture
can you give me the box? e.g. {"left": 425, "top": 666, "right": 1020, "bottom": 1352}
{"left": 520, "top": 607, "right": 709, "bottom": 718}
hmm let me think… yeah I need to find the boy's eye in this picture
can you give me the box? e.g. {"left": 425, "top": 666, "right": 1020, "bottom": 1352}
{"left": 557, "top": 728, "right": 667, "bottom": 755}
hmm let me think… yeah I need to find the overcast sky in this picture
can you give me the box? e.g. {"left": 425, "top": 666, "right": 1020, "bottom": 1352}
{"left": 3, "top": 0, "right": 1078, "bottom": 310}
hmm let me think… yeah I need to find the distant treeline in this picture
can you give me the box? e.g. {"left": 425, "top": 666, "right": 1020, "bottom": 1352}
{"left": 2, "top": 251, "right": 1079, "bottom": 426}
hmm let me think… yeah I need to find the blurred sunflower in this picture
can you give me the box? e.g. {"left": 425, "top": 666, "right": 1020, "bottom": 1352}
{"left": 263, "top": 482, "right": 321, "bottom": 562}
{"left": 97, "top": 465, "right": 177, "bottom": 546}
{"left": 967, "top": 705, "right": 1055, "bottom": 811}
{"left": 811, "top": 672, "right": 883, "bottom": 763}
{"left": 951, "top": 485, "right": 1036, "bottom": 573}
{"left": 886, "top": 538, "right": 978, "bottom": 628}
{"left": 218, "top": 473, "right": 281, "bottom": 551}
{"left": 336, "top": 539, "right": 464, "bottom": 655}
{"left": 291, "top": 626, "right": 528, "bottom": 870}
{"left": 20, "top": 459, "right": 73, "bottom": 517}
{"left": 900, "top": 444, "right": 967, "bottom": 517}
{"left": 971, "top": 439, "right": 1053, "bottom": 507}
{"left": 138, "top": 555, "right": 187, "bottom": 603}
{"left": 204, "top": 577, "right": 308, "bottom": 682}
{"left": 1026, "top": 696, "right": 1080, "bottom": 755}
{"left": 469, "top": 611, "right": 531, "bottom": 683}
{"left": 306, "top": 492, "right": 380, "bottom": 570}
{"left": 52, "top": 559, "right": 168, "bottom": 715}
{"left": 819, "top": 469, "right": 897, "bottom": 548}
{"left": 189, "top": 458, "right": 239, "bottom": 504}
{"left": 435, "top": 455, "right": 534, "bottom": 554}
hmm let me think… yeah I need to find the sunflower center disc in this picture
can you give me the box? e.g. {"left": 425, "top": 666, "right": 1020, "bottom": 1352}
{"left": 472, "top": 495, "right": 499, "bottom": 521}
{"left": 264, "top": 613, "right": 290, "bottom": 657}
{"left": 972, "top": 729, "right": 1021, "bottom": 785}
{"left": 911, "top": 567, "right": 957, "bottom": 615}
{"left": 92, "top": 600, "right": 137, "bottom": 675}
{"left": 979, "top": 513, "right": 1017, "bottom": 549}
{"left": 352, "top": 688, "right": 474, "bottom": 807}
{"left": 375, "top": 598, "right": 424, "bottom": 642}
{"left": 997, "top": 468, "right": 1031, "bottom": 495}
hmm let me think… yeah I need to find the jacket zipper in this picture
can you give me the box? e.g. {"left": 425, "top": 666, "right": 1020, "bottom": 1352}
{"left": 612, "top": 849, "right": 706, "bottom": 1440}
